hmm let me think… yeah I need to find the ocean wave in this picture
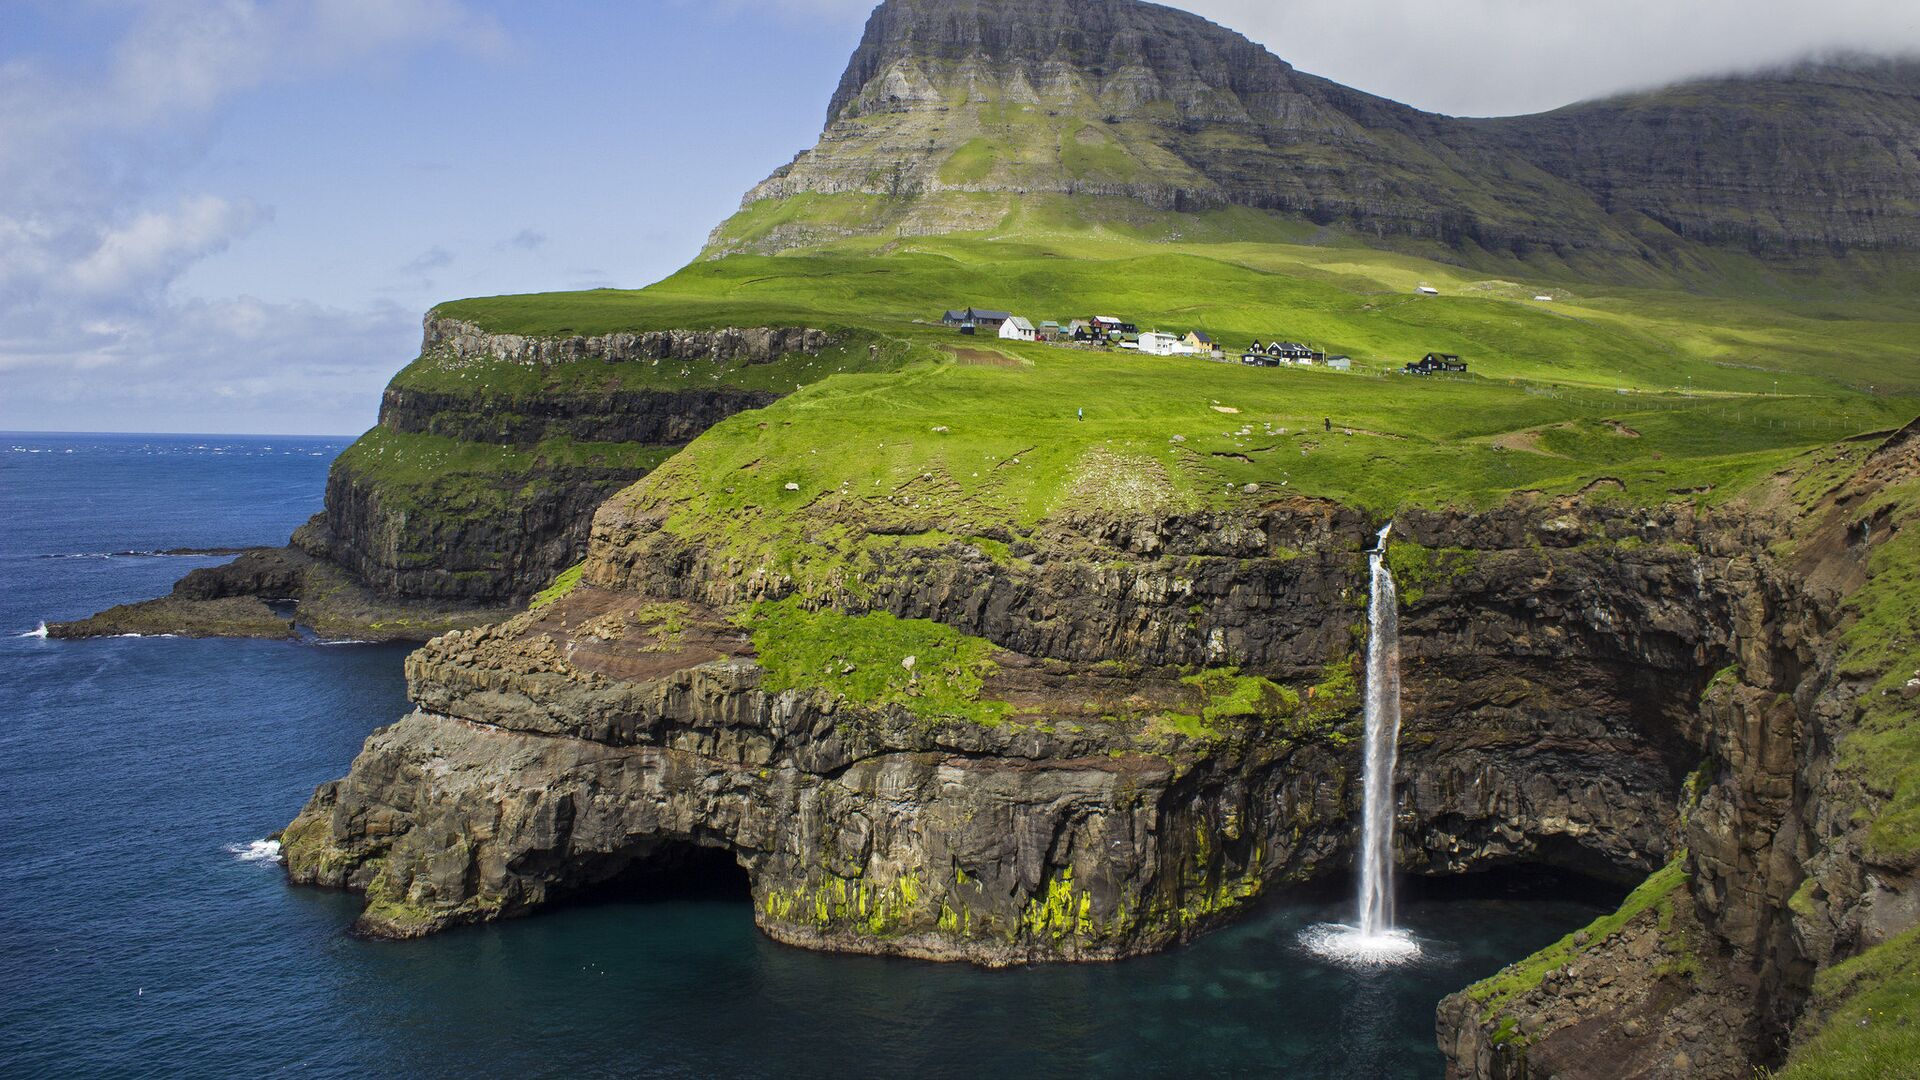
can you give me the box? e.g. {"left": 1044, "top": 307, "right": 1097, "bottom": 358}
{"left": 39, "top": 550, "right": 246, "bottom": 560}
{"left": 20, "top": 623, "right": 49, "bottom": 639}
{"left": 313, "top": 639, "right": 375, "bottom": 646}
{"left": 227, "top": 839, "right": 283, "bottom": 864}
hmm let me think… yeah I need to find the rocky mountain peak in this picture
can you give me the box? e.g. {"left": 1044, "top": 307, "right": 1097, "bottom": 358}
{"left": 824, "top": 0, "right": 1307, "bottom": 127}
{"left": 719, "top": 0, "right": 1920, "bottom": 262}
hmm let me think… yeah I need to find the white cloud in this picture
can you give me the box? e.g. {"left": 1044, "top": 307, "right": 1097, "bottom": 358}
{"left": 0, "top": 0, "right": 503, "bottom": 434}
{"left": 65, "top": 196, "right": 269, "bottom": 295}
{"left": 1181, "top": 0, "right": 1920, "bottom": 116}
{"left": 704, "top": 0, "right": 1920, "bottom": 116}
{"left": 0, "top": 294, "right": 420, "bottom": 434}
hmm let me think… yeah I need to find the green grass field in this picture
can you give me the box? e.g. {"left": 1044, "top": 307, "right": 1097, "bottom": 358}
{"left": 424, "top": 217, "right": 1919, "bottom": 518}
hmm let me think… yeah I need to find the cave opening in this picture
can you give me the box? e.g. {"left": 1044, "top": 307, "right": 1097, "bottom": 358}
{"left": 561, "top": 839, "right": 753, "bottom": 908}
{"left": 1401, "top": 862, "right": 1634, "bottom": 909}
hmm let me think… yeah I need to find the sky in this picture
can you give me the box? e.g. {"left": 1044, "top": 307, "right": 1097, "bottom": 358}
{"left": 3, "top": 0, "right": 1917, "bottom": 436}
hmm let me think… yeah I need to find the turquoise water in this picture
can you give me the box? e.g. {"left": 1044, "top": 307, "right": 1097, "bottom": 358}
{"left": 1, "top": 433, "right": 1611, "bottom": 1077}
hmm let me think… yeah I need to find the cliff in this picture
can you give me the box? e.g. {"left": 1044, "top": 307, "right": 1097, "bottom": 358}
{"left": 51, "top": 316, "right": 841, "bottom": 640}
{"left": 1436, "top": 421, "right": 1920, "bottom": 1077}
{"left": 281, "top": 387, "right": 1920, "bottom": 1068}
{"left": 283, "top": 492, "right": 1705, "bottom": 956}
{"left": 714, "top": 0, "right": 1920, "bottom": 262}
{"left": 301, "top": 318, "right": 827, "bottom": 606}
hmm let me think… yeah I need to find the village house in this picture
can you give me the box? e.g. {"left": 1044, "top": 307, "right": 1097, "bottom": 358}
{"left": 1038, "top": 321, "right": 1062, "bottom": 341}
{"left": 1139, "top": 331, "right": 1202, "bottom": 356}
{"left": 1325, "top": 354, "right": 1353, "bottom": 372}
{"left": 999, "top": 316, "right": 1037, "bottom": 342}
{"left": 942, "top": 307, "right": 1013, "bottom": 334}
{"left": 1066, "top": 319, "right": 1093, "bottom": 339}
{"left": 1404, "top": 352, "right": 1467, "bottom": 376}
{"left": 1183, "top": 331, "right": 1213, "bottom": 352}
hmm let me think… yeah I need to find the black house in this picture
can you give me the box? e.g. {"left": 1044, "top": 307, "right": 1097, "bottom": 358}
{"left": 944, "top": 307, "right": 1012, "bottom": 332}
{"left": 1404, "top": 352, "right": 1467, "bottom": 376}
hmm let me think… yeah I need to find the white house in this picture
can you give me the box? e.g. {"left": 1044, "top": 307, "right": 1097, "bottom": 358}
{"left": 1138, "top": 331, "right": 1185, "bottom": 356}
{"left": 1325, "top": 355, "right": 1353, "bottom": 372}
{"left": 1417, "top": 285, "right": 1440, "bottom": 296}
{"left": 1534, "top": 295, "right": 1555, "bottom": 302}
{"left": 999, "top": 316, "right": 1037, "bottom": 342}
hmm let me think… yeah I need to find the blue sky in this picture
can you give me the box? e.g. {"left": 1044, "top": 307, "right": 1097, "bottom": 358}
{"left": 3, "top": 0, "right": 1915, "bottom": 436}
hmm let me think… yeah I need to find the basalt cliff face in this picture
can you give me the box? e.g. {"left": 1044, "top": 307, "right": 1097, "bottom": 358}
{"left": 283, "top": 413, "right": 1920, "bottom": 1070}
{"left": 302, "top": 318, "right": 825, "bottom": 605}
{"left": 1436, "top": 424, "right": 1920, "bottom": 1078}
{"left": 284, "top": 492, "right": 1696, "bottom": 957}
{"left": 719, "top": 0, "right": 1920, "bottom": 260}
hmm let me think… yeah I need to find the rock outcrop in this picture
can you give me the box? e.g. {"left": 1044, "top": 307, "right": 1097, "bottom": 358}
{"left": 420, "top": 318, "right": 831, "bottom": 368}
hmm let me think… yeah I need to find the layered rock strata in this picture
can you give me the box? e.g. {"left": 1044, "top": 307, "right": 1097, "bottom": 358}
{"left": 1436, "top": 422, "right": 1920, "bottom": 1077}
{"left": 308, "top": 318, "right": 830, "bottom": 606}
{"left": 724, "top": 0, "right": 1920, "bottom": 259}
{"left": 284, "top": 486, "right": 1781, "bottom": 960}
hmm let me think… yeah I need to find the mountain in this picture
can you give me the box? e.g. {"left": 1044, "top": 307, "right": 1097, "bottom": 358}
{"left": 715, "top": 0, "right": 1920, "bottom": 263}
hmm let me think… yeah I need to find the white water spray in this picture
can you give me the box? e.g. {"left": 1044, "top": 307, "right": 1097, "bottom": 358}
{"left": 1299, "top": 522, "right": 1420, "bottom": 966}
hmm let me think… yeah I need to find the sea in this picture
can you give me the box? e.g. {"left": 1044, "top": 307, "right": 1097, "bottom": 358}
{"left": 0, "top": 432, "right": 1614, "bottom": 1078}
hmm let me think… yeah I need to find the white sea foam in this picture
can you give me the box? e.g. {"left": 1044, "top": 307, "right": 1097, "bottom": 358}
{"left": 313, "top": 639, "right": 374, "bottom": 647}
{"left": 228, "top": 839, "right": 283, "bottom": 864}
{"left": 1297, "top": 923, "right": 1424, "bottom": 967}
{"left": 21, "top": 623, "right": 49, "bottom": 639}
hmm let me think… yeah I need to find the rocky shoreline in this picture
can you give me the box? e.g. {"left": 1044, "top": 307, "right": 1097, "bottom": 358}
{"left": 48, "top": 544, "right": 512, "bottom": 643}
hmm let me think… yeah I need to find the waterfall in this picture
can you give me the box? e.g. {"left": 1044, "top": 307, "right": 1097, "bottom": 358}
{"left": 1357, "top": 522, "right": 1402, "bottom": 937}
{"left": 1299, "top": 522, "right": 1420, "bottom": 965}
